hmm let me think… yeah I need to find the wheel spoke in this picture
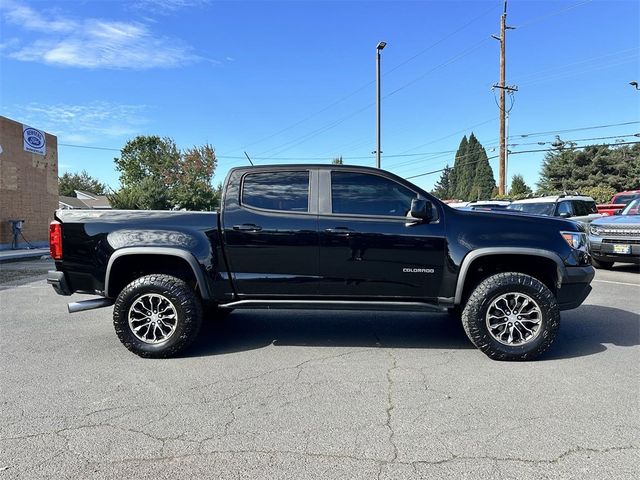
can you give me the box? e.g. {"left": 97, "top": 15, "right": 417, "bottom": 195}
{"left": 485, "top": 292, "right": 543, "bottom": 346}
{"left": 128, "top": 294, "right": 178, "bottom": 345}
{"left": 132, "top": 321, "right": 151, "bottom": 332}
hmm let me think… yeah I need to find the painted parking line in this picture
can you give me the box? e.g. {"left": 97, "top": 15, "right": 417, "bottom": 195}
{"left": 593, "top": 279, "right": 640, "bottom": 287}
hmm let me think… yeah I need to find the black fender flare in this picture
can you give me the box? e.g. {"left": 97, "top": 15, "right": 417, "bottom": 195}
{"left": 104, "top": 247, "right": 211, "bottom": 299}
{"left": 453, "top": 247, "right": 566, "bottom": 305}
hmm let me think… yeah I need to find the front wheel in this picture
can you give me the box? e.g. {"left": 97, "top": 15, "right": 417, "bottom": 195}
{"left": 113, "top": 274, "right": 203, "bottom": 358}
{"left": 461, "top": 272, "right": 560, "bottom": 361}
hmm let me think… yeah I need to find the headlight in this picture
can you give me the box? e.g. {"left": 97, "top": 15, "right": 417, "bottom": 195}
{"left": 561, "top": 231, "right": 588, "bottom": 250}
{"left": 589, "top": 225, "right": 603, "bottom": 236}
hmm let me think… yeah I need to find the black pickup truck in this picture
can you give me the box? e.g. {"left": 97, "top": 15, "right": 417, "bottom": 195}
{"left": 48, "top": 165, "right": 594, "bottom": 361}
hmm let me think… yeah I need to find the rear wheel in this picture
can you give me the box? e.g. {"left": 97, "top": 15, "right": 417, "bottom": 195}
{"left": 462, "top": 272, "right": 560, "bottom": 361}
{"left": 592, "top": 258, "right": 613, "bottom": 269}
{"left": 113, "top": 274, "right": 203, "bottom": 358}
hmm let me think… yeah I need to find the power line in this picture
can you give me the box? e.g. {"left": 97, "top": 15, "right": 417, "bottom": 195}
{"left": 58, "top": 143, "right": 120, "bottom": 152}
{"left": 57, "top": 127, "right": 639, "bottom": 162}
{"left": 507, "top": 133, "right": 639, "bottom": 148}
{"left": 513, "top": 120, "right": 640, "bottom": 138}
{"left": 396, "top": 117, "right": 499, "bottom": 155}
{"left": 404, "top": 141, "right": 640, "bottom": 180}
{"left": 510, "top": 47, "right": 638, "bottom": 84}
{"left": 232, "top": 5, "right": 499, "bottom": 156}
{"left": 515, "top": 0, "right": 594, "bottom": 29}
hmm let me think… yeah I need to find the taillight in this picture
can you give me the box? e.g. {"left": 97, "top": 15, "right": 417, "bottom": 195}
{"left": 49, "top": 221, "right": 63, "bottom": 260}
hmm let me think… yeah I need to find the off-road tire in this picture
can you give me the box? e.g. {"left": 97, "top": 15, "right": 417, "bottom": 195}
{"left": 592, "top": 258, "right": 613, "bottom": 269}
{"left": 461, "top": 272, "right": 560, "bottom": 361}
{"left": 113, "top": 274, "right": 203, "bottom": 358}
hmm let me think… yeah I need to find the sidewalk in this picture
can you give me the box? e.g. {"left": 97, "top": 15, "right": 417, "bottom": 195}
{"left": 0, "top": 248, "right": 50, "bottom": 263}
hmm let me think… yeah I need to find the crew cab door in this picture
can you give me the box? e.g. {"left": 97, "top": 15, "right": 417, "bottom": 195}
{"left": 221, "top": 168, "right": 320, "bottom": 297}
{"left": 317, "top": 170, "right": 445, "bottom": 300}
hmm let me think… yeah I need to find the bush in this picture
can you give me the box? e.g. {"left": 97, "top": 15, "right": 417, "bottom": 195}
{"left": 581, "top": 186, "right": 616, "bottom": 204}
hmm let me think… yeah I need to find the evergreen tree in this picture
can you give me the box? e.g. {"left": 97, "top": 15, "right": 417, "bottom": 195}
{"left": 332, "top": 156, "right": 343, "bottom": 165}
{"left": 469, "top": 135, "right": 495, "bottom": 200}
{"left": 431, "top": 165, "right": 453, "bottom": 199}
{"left": 450, "top": 134, "right": 495, "bottom": 200}
{"left": 538, "top": 143, "right": 639, "bottom": 193}
{"left": 509, "top": 174, "right": 532, "bottom": 198}
{"left": 451, "top": 136, "right": 468, "bottom": 199}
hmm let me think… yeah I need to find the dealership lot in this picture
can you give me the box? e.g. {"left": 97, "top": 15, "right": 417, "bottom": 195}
{"left": 0, "top": 260, "right": 638, "bottom": 479}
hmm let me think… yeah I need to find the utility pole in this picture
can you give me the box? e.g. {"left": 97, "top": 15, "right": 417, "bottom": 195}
{"left": 492, "top": 0, "right": 517, "bottom": 195}
{"left": 375, "top": 41, "right": 386, "bottom": 169}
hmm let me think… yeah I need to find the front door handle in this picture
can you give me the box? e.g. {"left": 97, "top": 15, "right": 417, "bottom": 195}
{"left": 325, "top": 227, "right": 352, "bottom": 234}
{"left": 233, "top": 224, "right": 262, "bottom": 232}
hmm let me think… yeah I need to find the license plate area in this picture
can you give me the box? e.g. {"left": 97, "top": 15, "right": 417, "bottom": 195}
{"left": 612, "top": 244, "right": 631, "bottom": 254}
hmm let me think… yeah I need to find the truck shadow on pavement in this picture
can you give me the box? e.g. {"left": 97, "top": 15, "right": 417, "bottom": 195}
{"left": 187, "top": 304, "right": 639, "bottom": 360}
{"left": 544, "top": 304, "right": 640, "bottom": 360}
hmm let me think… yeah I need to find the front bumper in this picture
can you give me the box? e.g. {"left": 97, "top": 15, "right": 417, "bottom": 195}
{"left": 47, "top": 270, "right": 72, "bottom": 296}
{"left": 557, "top": 265, "right": 595, "bottom": 310}
{"left": 589, "top": 235, "right": 640, "bottom": 264}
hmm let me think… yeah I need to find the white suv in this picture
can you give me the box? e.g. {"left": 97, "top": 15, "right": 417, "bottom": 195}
{"left": 507, "top": 195, "right": 601, "bottom": 223}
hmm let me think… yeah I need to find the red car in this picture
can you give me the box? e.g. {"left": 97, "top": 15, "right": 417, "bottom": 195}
{"left": 596, "top": 190, "right": 640, "bottom": 216}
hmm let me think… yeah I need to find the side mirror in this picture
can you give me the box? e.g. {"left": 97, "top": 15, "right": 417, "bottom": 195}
{"left": 559, "top": 212, "right": 571, "bottom": 218}
{"left": 613, "top": 209, "right": 622, "bottom": 216}
{"left": 410, "top": 199, "right": 433, "bottom": 222}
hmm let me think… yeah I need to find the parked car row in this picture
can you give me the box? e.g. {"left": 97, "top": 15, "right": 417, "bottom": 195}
{"left": 596, "top": 189, "right": 640, "bottom": 216}
{"left": 448, "top": 194, "right": 639, "bottom": 269}
{"left": 588, "top": 198, "right": 640, "bottom": 269}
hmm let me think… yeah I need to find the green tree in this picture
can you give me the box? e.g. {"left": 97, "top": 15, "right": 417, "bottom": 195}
{"left": 332, "top": 156, "right": 343, "bottom": 165}
{"left": 164, "top": 144, "right": 219, "bottom": 210}
{"left": 431, "top": 165, "right": 453, "bottom": 199}
{"left": 451, "top": 136, "right": 469, "bottom": 199}
{"left": 509, "top": 174, "right": 532, "bottom": 198}
{"left": 450, "top": 134, "right": 495, "bottom": 200}
{"left": 538, "top": 143, "right": 640, "bottom": 193}
{"left": 59, "top": 170, "right": 106, "bottom": 197}
{"left": 110, "top": 136, "right": 219, "bottom": 211}
{"left": 581, "top": 185, "right": 617, "bottom": 204}
{"left": 468, "top": 135, "right": 496, "bottom": 200}
{"left": 114, "top": 136, "right": 180, "bottom": 187}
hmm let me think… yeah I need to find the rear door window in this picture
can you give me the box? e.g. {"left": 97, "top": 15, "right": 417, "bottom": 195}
{"left": 573, "top": 201, "right": 592, "bottom": 216}
{"left": 242, "top": 171, "right": 309, "bottom": 212}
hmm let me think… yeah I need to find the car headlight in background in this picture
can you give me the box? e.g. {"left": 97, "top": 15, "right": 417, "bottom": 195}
{"left": 561, "top": 231, "right": 588, "bottom": 250}
{"left": 589, "top": 225, "right": 603, "bottom": 236}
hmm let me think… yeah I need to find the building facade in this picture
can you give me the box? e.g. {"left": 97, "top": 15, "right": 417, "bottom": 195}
{"left": 0, "top": 115, "right": 58, "bottom": 249}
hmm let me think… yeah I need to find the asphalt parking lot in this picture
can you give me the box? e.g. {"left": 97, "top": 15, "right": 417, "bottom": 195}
{"left": 0, "top": 259, "right": 638, "bottom": 479}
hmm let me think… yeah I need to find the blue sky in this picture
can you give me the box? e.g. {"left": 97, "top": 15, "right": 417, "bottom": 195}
{"left": 2, "top": 0, "right": 638, "bottom": 193}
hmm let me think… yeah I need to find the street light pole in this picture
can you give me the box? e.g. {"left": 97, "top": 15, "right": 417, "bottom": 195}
{"left": 376, "top": 41, "right": 386, "bottom": 169}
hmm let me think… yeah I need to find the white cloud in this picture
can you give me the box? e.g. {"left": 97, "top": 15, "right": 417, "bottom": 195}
{"left": 1, "top": 1, "right": 200, "bottom": 69}
{"left": 8, "top": 102, "right": 150, "bottom": 144}
{"left": 131, "top": 1, "right": 210, "bottom": 14}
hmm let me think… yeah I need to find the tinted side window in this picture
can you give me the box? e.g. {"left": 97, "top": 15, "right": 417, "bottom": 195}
{"left": 242, "top": 171, "right": 309, "bottom": 212}
{"left": 556, "top": 201, "right": 573, "bottom": 216}
{"left": 573, "top": 201, "right": 591, "bottom": 216}
{"left": 331, "top": 172, "right": 415, "bottom": 217}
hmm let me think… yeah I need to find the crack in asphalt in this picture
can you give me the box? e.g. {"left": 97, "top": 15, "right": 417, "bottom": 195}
{"left": 383, "top": 350, "right": 399, "bottom": 464}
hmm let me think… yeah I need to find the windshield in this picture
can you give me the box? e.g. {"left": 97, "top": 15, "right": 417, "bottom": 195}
{"left": 507, "top": 202, "right": 555, "bottom": 216}
{"left": 612, "top": 193, "right": 640, "bottom": 205}
{"left": 622, "top": 199, "right": 640, "bottom": 215}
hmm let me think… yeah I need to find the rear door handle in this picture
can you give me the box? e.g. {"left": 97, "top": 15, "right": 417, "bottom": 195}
{"left": 233, "top": 224, "right": 262, "bottom": 232}
{"left": 325, "top": 227, "right": 352, "bottom": 234}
